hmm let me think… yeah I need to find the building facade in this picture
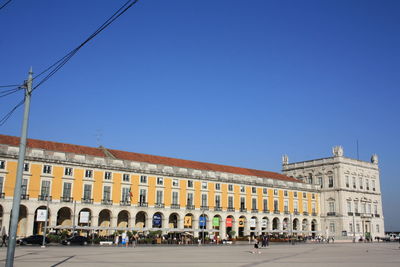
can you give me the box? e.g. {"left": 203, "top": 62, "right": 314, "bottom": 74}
{"left": 0, "top": 135, "right": 321, "bottom": 239}
{"left": 282, "top": 146, "right": 384, "bottom": 240}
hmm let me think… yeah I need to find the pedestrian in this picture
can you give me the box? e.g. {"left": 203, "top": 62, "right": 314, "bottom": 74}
{"left": 252, "top": 237, "right": 261, "bottom": 254}
{"left": 266, "top": 235, "right": 269, "bottom": 247}
{"left": 1, "top": 234, "right": 7, "bottom": 247}
{"left": 114, "top": 234, "right": 119, "bottom": 246}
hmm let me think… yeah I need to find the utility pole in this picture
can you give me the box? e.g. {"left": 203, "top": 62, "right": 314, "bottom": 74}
{"left": 73, "top": 200, "right": 77, "bottom": 235}
{"left": 41, "top": 196, "right": 50, "bottom": 247}
{"left": 6, "top": 68, "right": 33, "bottom": 267}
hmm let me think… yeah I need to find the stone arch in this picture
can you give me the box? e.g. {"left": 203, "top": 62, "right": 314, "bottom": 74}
{"left": 117, "top": 210, "right": 130, "bottom": 229}
{"left": 225, "top": 215, "right": 235, "bottom": 237}
{"left": 98, "top": 209, "right": 112, "bottom": 236}
{"left": 33, "top": 206, "right": 50, "bottom": 235}
{"left": 272, "top": 217, "right": 280, "bottom": 231}
{"left": 302, "top": 218, "right": 308, "bottom": 231}
{"left": 169, "top": 213, "right": 180, "bottom": 229}
{"left": 283, "top": 217, "right": 289, "bottom": 231}
{"left": 261, "top": 216, "right": 269, "bottom": 233}
{"left": 293, "top": 218, "right": 300, "bottom": 231}
{"left": 135, "top": 211, "right": 147, "bottom": 228}
{"left": 57, "top": 207, "right": 72, "bottom": 227}
{"left": 152, "top": 212, "right": 164, "bottom": 228}
{"left": 17, "top": 205, "right": 28, "bottom": 236}
{"left": 238, "top": 215, "right": 247, "bottom": 237}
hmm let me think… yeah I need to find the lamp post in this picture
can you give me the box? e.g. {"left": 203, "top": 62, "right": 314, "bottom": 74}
{"left": 200, "top": 207, "right": 206, "bottom": 245}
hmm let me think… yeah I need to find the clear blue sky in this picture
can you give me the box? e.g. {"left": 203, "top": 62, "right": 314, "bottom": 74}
{"left": 1, "top": 0, "right": 399, "bottom": 231}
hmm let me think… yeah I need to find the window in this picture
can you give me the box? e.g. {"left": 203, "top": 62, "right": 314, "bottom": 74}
{"left": 140, "top": 175, "right": 147, "bottom": 184}
{"left": 64, "top": 167, "right": 73, "bottom": 176}
{"left": 366, "top": 179, "right": 370, "bottom": 190}
{"left": 263, "top": 199, "right": 268, "bottom": 211}
{"left": 274, "top": 189, "right": 278, "bottom": 196}
{"left": 187, "top": 180, "right": 193, "bottom": 188}
{"left": 103, "top": 186, "right": 111, "bottom": 200}
{"left": 252, "top": 187, "right": 256, "bottom": 194}
{"left": 252, "top": 198, "right": 257, "bottom": 210}
{"left": 274, "top": 199, "right": 279, "bottom": 211}
{"left": 347, "top": 201, "right": 352, "bottom": 212}
{"left": 356, "top": 223, "right": 360, "bottom": 233}
{"left": 24, "top": 163, "right": 29, "bottom": 172}
{"left": 83, "top": 184, "right": 92, "bottom": 199}
{"left": 156, "top": 190, "right": 163, "bottom": 204}
{"left": 359, "top": 178, "right": 363, "bottom": 189}
{"left": 361, "top": 202, "right": 366, "bottom": 213}
{"left": 104, "top": 172, "right": 112, "bottom": 180}
{"left": 328, "top": 201, "right": 335, "bottom": 212}
{"left": 43, "top": 165, "right": 52, "bottom": 174}
{"left": 240, "top": 186, "right": 245, "bottom": 193}
{"left": 318, "top": 177, "right": 323, "bottom": 188}
{"left": 122, "top": 187, "right": 130, "bottom": 201}
{"left": 328, "top": 176, "right": 334, "bottom": 188}
{"left": 201, "top": 194, "right": 207, "bottom": 206}
{"left": 284, "top": 200, "right": 288, "bottom": 212}
{"left": 41, "top": 180, "right": 51, "bottom": 196}
{"left": 172, "top": 191, "right": 179, "bottom": 205}
{"left": 202, "top": 182, "right": 207, "bottom": 190}
{"left": 63, "top": 182, "right": 72, "bottom": 198}
{"left": 346, "top": 176, "right": 349, "bottom": 188}
{"left": 294, "top": 201, "right": 298, "bottom": 212}
{"left": 240, "top": 197, "right": 246, "bottom": 209}
{"left": 215, "top": 195, "right": 221, "bottom": 207}
{"left": 21, "top": 178, "right": 28, "bottom": 195}
{"left": 312, "top": 202, "right": 316, "bottom": 213}
{"left": 157, "top": 177, "right": 163, "bottom": 185}
{"left": 349, "top": 223, "right": 353, "bottom": 233}
{"left": 354, "top": 201, "right": 359, "bottom": 213}
{"left": 187, "top": 193, "right": 193, "bottom": 206}
{"left": 263, "top": 188, "right": 267, "bottom": 194}
{"left": 228, "top": 184, "right": 233, "bottom": 191}
{"left": 329, "top": 222, "right": 336, "bottom": 233}
{"left": 352, "top": 177, "right": 356, "bottom": 189}
{"left": 139, "top": 189, "right": 147, "bottom": 203}
{"left": 215, "top": 183, "right": 220, "bottom": 190}
{"left": 367, "top": 203, "right": 371, "bottom": 214}
{"left": 0, "top": 177, "right": 3, "bottom": 193}
{"left": 294, "top": 192, "right": 298, "bottom": 198}
{"left": 173, "top": 179, "right": 179, "bottom": 187}
{"left": 123, "top": 174, "right": 130, "bottom": 182}
{"left": 303, "top": 192, "right": 306, "bottom": 199}
{"left": 372, "top": 180, "right": 376, "bottom": 191}
{"left": 0, "top": 160, "right": 4, "bottom": 169}
{"left": 376, "top": 224, "right": 380, "bottom": 233}
{"left": 228, "top": 196, "right": 233, "bottom": 208}
{"left": 312, "top": 193, "right": 315, "bottom": 199}
{"left": 374, "top": 204, "right": 378, "bottom": 215}
{"left": 85, "top": 170, "right": 93, "bottom": 178}
{"left": 284, "top": 190, "right": 288, "bottom": 197}
{"left": 303, "top": 200, "right": 308, "bottom": 212}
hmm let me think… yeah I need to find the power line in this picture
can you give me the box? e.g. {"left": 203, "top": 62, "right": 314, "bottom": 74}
{"left": 0, "top": 98, "right": 25, "bottom": 126}
{"left": 0, "top": 87, "right": 22, "bottom": 98}
{"left": 0, "top": 0, "right": 12, "bottom": 11}
{"left": 0, "top": 84, "right": 20, "bottom": 88}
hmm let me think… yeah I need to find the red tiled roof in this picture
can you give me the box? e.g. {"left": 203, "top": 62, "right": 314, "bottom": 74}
{"left": 0, "top": 134, "right": 300, "bottom": 183}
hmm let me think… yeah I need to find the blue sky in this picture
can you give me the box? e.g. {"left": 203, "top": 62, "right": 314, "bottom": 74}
{"left": 1, "top": 0, "right": 399, "bottom": 231}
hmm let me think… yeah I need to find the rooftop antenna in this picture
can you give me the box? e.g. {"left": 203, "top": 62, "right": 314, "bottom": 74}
{"left": 95, "top": 129, "right": 103, "bottom": 147}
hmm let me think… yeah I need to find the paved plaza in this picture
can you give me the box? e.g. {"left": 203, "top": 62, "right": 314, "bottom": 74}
{"left": 0, "top": 242, "right": 399, "bottom": 267}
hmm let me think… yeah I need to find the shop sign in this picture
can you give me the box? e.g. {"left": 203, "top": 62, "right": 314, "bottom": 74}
{"left": 36, "top": 209, "right": 47, "bottom": 222}
{"left": 199, "top": 216, "right": 206, "bottom": 227}
{"left": 250, "top": 218, "right": 256, "bottom": 227}
{"left": 238, "top": 218, "right": 245, "bottom": 228}
{"left": 184, "top": 216, "right": 192, "bottom": 227}
{"left": 153, "top": 214, "right": 162, "bottom": 227}
{"left": 226, "top": 217, "right": 233, "bottom": 227}
{"left": 261, "top": 219, "right": 268, "bottom": 228}
{"left": 80, "top": 211, "right": 90, "bottom": 223}
{"left": 212, "top": 217, "right": 220, "bottom": 227}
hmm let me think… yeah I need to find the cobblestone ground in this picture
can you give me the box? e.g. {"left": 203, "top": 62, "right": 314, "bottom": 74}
{"left": 0, "top": 242, "right": 399, "bottom": 267}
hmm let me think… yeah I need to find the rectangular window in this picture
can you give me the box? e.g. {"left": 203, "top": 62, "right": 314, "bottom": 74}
{"left": 187, "top": 193, "right": 193, "bottom": 206}
{"left": 201, "top": 194, "right": 207, "bottom": 206}
{"left": 359, "top": 178, "right": 363, "bottom": 189}
{"left": 156, "top": 177, "right": 163, "bottom": 185}
{"left": 303, "top": 192, "right": 307, "bottom": 199}
{"left": 252, "top": 187, "right": 256, "bottom": 194}
{"left": 372, "top": 180, "right": 376, "bottom": 191}
{"left": 172, "top": 191, "right": 179, "bottom": 205}
{"left": 123, "top": 174, "right": 130, "bottom": 182}
{"left": 63, "top": 182, "right": 72, "bottom": 198}
{"left": 303, "top": 201, "right": 308, "bottom": 212}
{"left": 328, "top": 176, "right": 334, "bottom": 188}
{"left": 374, "top": 204, "right": 378, "bottom": 214}
{"left": 140, "top": 175, "right": 147, "bottom": 184}
{"left": 349, "top": 223, "right": 353, "bottom": 233}
{"left": 329, "top": 202, "right": 335, "bottom": 212}
{"left": 274, "top": 189, "right": 278, "bottom": 196}
{"left": 187, "top": 180, "right": 193, "bottom": 188}
{"left": 263, "top": 188, "right": 267, "bottom": 195}
{"left": 347, "top": 201, "right": 352, "bottom": 212}
{"left": 83, "top": 184, "right": 92, "bottom": 199}
{"left": 21, "top": 178, "right": 28, "bottom": 195}
{"left": 366, "top": 179, "right": 370, "bottom": 190}
{"left": 274, "top": 199, "right": 279, "bottom": 211}
{"left": 202, "top": 182, "right": 207, "bottom": 190}
{"left": 312, "top": 202, "right": 316, "bottom": 213}
{"left": 228, "top": 184, "right": 233, "bottom": 191}
{"left": 376, "top": 224, "right": 380, "bottom": 233}
{"left": 24, "top": 163, "right": 29, "bottom": 172}
{"left": 85, "top": 170, "right": 93, "bottom": 178}
{"left": 43, "top": 165, "right": 52, "bottom": 174}
{"left": 156, "top": 190, "right": 163, "bottom": 204}
{"left": 215, "top": 183, "right": 220, "bottom": 190}
{"left": 41, "top": 180, "right": 51, "bottom": 196}
{"left": 284, "top": 200, "right": 288, "bottom": 212}
{"left": 284, "top": 190, "right": 288, "bottom": 197}
{"left": 312, "top": 193, "right": 315, "bottom": 199}
{"left": 354, "top": 201, "right": 359, "bottom": 213}
{"left": 215, "top": 195, "right": 221, "bottom": 207}
{"left": 122, "top": 187, "right": 130, "bottom": 201}
{"left": 329, "top": 222, "right": 336, "bottom": 233}
{"left": 367, "top": 203, "right": 371, "bottom": 214}
{"left": 240, "top": 186, "right": 245, "bottom": 193}
{"left": 346, "top": 176, "right": 349, "bottom": 187}
{"left": 64, "top": 167, "right": 73, "bottom": 176}
{"left": 103, "top": 186, "right": 111, "bottom": 200}
{"left": 139, "top": 189, "right": 147, "bottom": 203}
{"left": 228, "top": 196, "right": 233, "bottom": 208}
{"left": 104, "top": 172, "right": 112, "bottom": 180}
{"left": 0, "top": 177, "right": 3, "bottom": 193}
{"left": 353, "top": 177, "right": 356, "bottom": 189}
{"left": 0, "top": 160, "right": 4, "bottom": 169}
{"left": 263, "top": 199, "right": 268, "bottom": 211}
{"left": 318, "top": 177, "right": 323, "bottom": 188}
{"left": 294, "top": 201, "right": 298, "bottom": 212}
{"left": 240, "top": 197, "right": 246, "bottom": 209}
{"left": 356, "top": 223, "right": 360, "bottom": 233}
{"left": 252, "top": 198, "right": 257, "bottom": 210}
{"left": 294, "top": 192, "right": 298, "bottom": 198}
{"left": 173, "top": 179, "right": 179, "bottom": 187}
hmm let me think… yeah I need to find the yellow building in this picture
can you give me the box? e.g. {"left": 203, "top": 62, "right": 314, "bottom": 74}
{"left": 0, "top": 134, "right": 320, "bottom": 238}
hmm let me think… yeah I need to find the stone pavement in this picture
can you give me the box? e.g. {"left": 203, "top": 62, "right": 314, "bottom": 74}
{"left": 0, "top": 242, "right": 399, "bottom": 267}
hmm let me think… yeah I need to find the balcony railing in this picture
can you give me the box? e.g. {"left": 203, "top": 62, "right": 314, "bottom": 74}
{"left": 348, "top": 212, "right": 354, "bottom": 216}
{"left": 186, "top": 205, "right": 195, "bottom": 210}
{"left": 120, "top": 200, "right": 131, "bottom": 206}
{"left": 263, "top": 209, "right": 270, "bottom": 214}
{"left": 21, "top": 194, "right": 29, "bottom": 200}
{"left": 361, "top": 213, "right": 373, "bottom": 218}
{"left": 138, "top": 202, "right": 148, "bottom": 207}
{"left": 214, "top": 206, "right": 222, "bottom": 211}
{"left": 60, "top": 196, "right": 73, "bottom": 203}
{"left": 374, "top": 214, "right": 380, "bottom": 217}
{"left": 38, "top": 195, "right": 52, "bottom": 201}
{"left": 81, "top": 198, "right": 93, "bottom": 204}
{"left": 154, "top": 203, "right": 165, "bottom": 208}
{"left": 101, "top": 199, "right": 113, "bottom": 205}
{"left": 200, "top": 206, "right": 209, "bottom": 211}
{"left": 327, "top": 212, "right": 336, "bottom": 216}
{"left": 284, "top": 210, "right": 290, "bottom": 215}
{"left": 355, "top": 212, "right": 360, "bottom": 216}
{"left": 251, "top": 209, "right": 258, "bottom": 213}
{"left": 171, "top": 204, "right": 180, "bottom": 209}
{"left": 294, "top": 210, "right": 300, "bottom": 215}
{"left": 273, "top": 210, "right": 280, "bottom": 214}
{"left": 312, "top": 212, "right": 317, "bottom": 216}
{"left": 227, "top": 207, "right": 235, "bottom": 212}
{"left": 303, "top": 211, "right": 309, "bottom": 216}
{"left": 240, "top": 208, "right": 247, "bottom": 212}
{"left": 0, "top": 192, "right": 4, "bottom": 199}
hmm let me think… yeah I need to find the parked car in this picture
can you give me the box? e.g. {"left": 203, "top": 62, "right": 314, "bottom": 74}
{"left": 62, "top": 235, "right": 89, "bottom": 246}
{"left": 17, "top": 235, "right": 49, "bottom": 245}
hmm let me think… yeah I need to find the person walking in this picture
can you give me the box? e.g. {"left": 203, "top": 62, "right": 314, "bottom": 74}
{"left": 252, "top": 237, "right": 261, "bottom": 254}
{"left": 1, "top": 234, "right": 7, "bottom": 247}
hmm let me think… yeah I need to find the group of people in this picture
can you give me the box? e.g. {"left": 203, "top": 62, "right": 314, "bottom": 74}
{"left": 252, "top": 235, "right": 269, "bottom": 254}
{"left": 114, "top": 232, "right": 138, "bottom": 247}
